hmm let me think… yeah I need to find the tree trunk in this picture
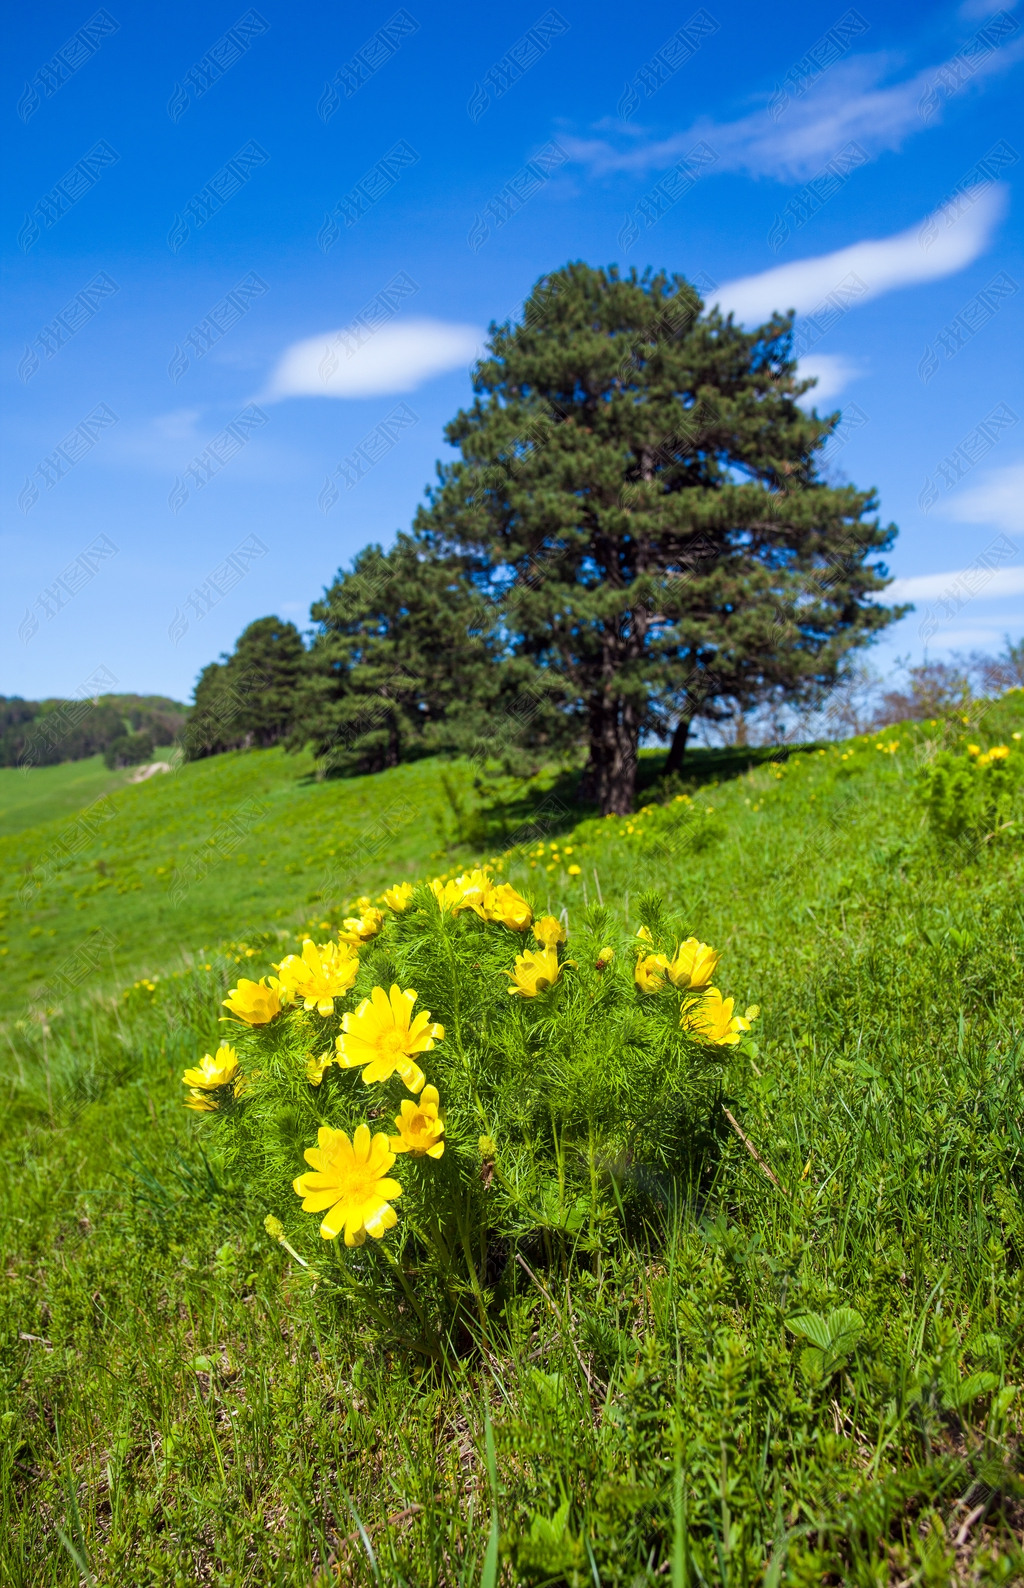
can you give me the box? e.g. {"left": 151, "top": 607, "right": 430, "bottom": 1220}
{"left": 578, "top": 695, "right": 639, "bottom": 815}
{"left": 665, "top": 716, "right": 692, "bottom": 776}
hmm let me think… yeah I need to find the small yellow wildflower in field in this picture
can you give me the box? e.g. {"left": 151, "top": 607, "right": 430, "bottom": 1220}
{"left": 390, "top": 1084, "right": 445, "bottom": 1158}
{"left": 666, "top": 937, "right": 720, "bottom": 990}
{"left": 339, "top": 906, "right": 384, "bottom": 944}
{"left": 967, "top": 744, "right": 981, "bottom": 756}
{"left": 275, "top": 940, "right": 358, "bottom": 1016}
{"left": 383, "top": 882, "right": 414, "bottom": 911}
{"left": 293, "top": 1124, "right": 402, "bottom": 1244}
{"left": 977, "top": 745, "right": 1010, "bottom": 766}
{"left": 682, "top": 988, "right": 752, "bottom": 1046}
{"left": 222, "top": 976, "right": 284, "bottom": 1026}
{"left": 533, "top": 914, "right": 566, "bottom": 947}
{"left": 336, "top": 985, "right": 443, "bottom": 1092}
{"left": 485, "top": 882, "right": 532, "bottom": 931}
{"left": 182, "top": 1044, "right": 240, "bottom": 1090}
{"left": 451, "top": 866, "right": 493, "bottom": 917}
{"left": 635, "top": 953, "right": 671, "bottom": 993}
{"left": 504, "top": 945, "right": 561, "bottom": 996}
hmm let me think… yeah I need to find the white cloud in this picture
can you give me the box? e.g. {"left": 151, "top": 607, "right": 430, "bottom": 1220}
{"left": 564, "top": 36, "right": 1024, "bottom": 183}
{"left": 885, "top": 564, "right": 1024, "bottom": 603}
{"left": 266, "top": 317, "right": 482, "bottom": 400}
{"left": 712, "top": 185, "right": 1006, "bottom": 323}
{"left": 959, "top": 0, "right": 1018, "bottom": 20}
{"left": 941, "top": 461, "right": 1024, "bottom": 531}
{"left": 795, "top": 353, "right": 863, "bottom": 403}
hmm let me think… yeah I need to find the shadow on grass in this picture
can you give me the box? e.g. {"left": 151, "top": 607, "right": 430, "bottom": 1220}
{"left": 298, "top": 741, "right": 821, "bottom": 855}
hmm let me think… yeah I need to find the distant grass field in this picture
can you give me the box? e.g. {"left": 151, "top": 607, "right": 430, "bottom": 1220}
{"left": 2, "top": 700, "right": 1023, "bottom": 1584}
{"left": 0, "top": 755, "right": 127, "bottom": 839}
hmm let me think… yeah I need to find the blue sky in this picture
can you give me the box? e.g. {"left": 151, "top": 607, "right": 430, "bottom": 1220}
{"left": 3, "top": 0, "right": 1023, "bottom": 704}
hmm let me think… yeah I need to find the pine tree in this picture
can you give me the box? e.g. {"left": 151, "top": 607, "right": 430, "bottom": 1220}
{"left": 292, "top": 536, "right": 496, "bottom": 776}
{"left": 185, "top": 616, "right": 304, "bottom": 759}
{"left": 415, "top": 263, "right": 905, "bottom": 814}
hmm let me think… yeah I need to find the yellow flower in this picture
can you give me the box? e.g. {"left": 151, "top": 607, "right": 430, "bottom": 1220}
{"left": 383, "top": 881, "right": 415, "bottom": 911}
{"left": 987, "top": 744, "right": 1010, "bottom": 761}
{"left": 222, "top": 976, "right": 284, "bottom": 1026}
{"left": 335, "top": 984, "right": 443, "bottom": 1093}
{"left": 306, "top": 1051, "right": 335, "bottom": 1086}
{"left": 484, "top": 882, "right": 533, "bottom": 931}
{"left": 635, "top": 925, "right": 654, "bottom": 943}
{"left": 275, "top": 939, "right": 359, "bottom": 1016}
{"left": 567, "top": 864, "right": 581, "bottom": 876}
{"left": 682, "top": 987, "right": 751, "bottom": 1046}
{"left": 503, "top": 945, "right": 562, "bottom": 996}
{"left": 1012, "top": 732, "right": 1021, "bottom": 741}
{"left": 182, "top": 1044, "right": 240, "bottom": 1090}
{"left": 339, "top": 907, "right": 384, "bottom": 944}
{"left": 533, "top": 914, "right": 566, "bottom": 947}
{"left": 635, "top": 953, "right": 671, "bottom": 993}
{"left": 293, "top": 1123, "right": 402, "bottom": 1245}
{"left": 967, "top": 743, "right": 981, "bottom": 756}
{"left": 450, "top": 867, "right": 494, "bottom": 917}
{"left": 390, "top": 1084, "right": 445, "bottom": 1158}
{"left": 429, "top": 876, "right": 466, "bottom": 911}
{"left": 184, "top": 1089, "right": 219, "bottom": 1112}
{"left": 665, "top": 937, "right": 720, "bottom": 990}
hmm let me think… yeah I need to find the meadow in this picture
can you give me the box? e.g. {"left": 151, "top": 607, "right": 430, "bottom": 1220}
{"left": 1, "top": 698, "right": 1022, "bottom": 1585}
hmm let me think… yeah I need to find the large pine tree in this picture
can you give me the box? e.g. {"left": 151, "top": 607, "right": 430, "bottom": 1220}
{"left": 415, "top": 263, "right": 904, "bottom": 814}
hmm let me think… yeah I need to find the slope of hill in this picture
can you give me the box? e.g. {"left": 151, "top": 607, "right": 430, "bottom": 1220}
{"left": 1, "top": 698, "right": 1022, "bottom": 1584}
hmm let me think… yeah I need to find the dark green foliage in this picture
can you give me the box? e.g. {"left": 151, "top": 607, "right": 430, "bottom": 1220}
{"left": 185, "top": 615, "right": 305, "bottom": 759}
{"left": 415, "top": 262, "right": 905, "bottom": 812}
{"left": 103, "top": 730, "right": 155, "bottom": 770}
{"left": 0, "top": 695, "right": 186, "bottom": 768}
{"left": 291, "top": 536, "right": 500, "bottom": 775}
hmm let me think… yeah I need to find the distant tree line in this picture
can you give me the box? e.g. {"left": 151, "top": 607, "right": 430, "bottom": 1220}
{"left": 0, "top": 695, "right": 187, "bottom": 770}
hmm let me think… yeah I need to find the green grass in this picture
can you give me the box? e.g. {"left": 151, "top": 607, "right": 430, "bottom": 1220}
{"left": 0, "top": 747, "right": 583, "bottom": 1021}
{"left": 2, "top": 704, "right": 1023, "bottom": 1584}
{"left": 0, "top": 756, "right": 128, "bottom": 839}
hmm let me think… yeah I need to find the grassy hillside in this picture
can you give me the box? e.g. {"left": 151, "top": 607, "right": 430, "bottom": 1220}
{"left": 0, "top": 756, "right": 129, "bottom": 840}
{"left": 1, "top": 698, "right": 1023, "bottom": 1584}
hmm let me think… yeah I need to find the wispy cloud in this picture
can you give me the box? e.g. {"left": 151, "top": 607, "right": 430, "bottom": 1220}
{"left": 886, "top": 564, "right": 1024, "bottom": 603}
{"left": 563, "top": 33, "right": 1024, "bottom": 184}
{"left": 941, "top": 460, "right": 1024, "bottom": 530}
{"left": 795, "top": 352, "right": 864, "bottom": 403}
{"left": 713, "top": 185, "right": 1006, "bottom": 322}
{"left": 266, "top": 317, "right": 481, "bottom": 400}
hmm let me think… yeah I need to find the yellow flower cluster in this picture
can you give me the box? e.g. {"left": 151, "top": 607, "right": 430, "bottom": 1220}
{"left": 972, "top": 743, "right": 1010, "bottom": 767}
{"left": 274, "top": 939, "right": 359, "bottom": 1016}
{"left": 297, "top": 981, "right": 447, "bottom": 1244}
{"left": 181, "top": 1043, "right": 242, "bottom": 1110}
{"left": 633, "top": 930, "right": 756, "bottom": 1046}
{"left": 430, "top": 867, "right": 533, "bottom": 930}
